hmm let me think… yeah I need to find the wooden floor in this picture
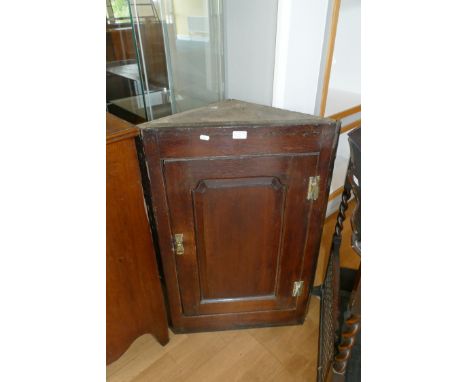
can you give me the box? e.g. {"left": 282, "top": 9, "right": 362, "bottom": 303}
{"left": 107, "top": 201, "right": 359, "bottom": 382}
{"left": 107, "top": 297, "right": 321, "bottom": 382}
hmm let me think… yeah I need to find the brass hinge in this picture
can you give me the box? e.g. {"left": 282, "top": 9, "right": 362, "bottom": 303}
{"left": 307, "top": 176, "right": 320, "bottom": 201}
{"left": 173, "top": 233, "right": 184, "bottom": 255}
{"left": 292, "top": 281, "right": 304, "bottom": 297}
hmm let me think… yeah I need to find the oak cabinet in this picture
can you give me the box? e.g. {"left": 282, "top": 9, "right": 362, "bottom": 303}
{"left": 106, "top": 113, "right": 168, "bottom": 364}
{"left": 139, "top": 100, "right": 340, "bottom": 332}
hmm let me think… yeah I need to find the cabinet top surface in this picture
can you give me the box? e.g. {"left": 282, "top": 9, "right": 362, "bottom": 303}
{"left": 107, "top": 112, "right": 138, "bottom": 143}
{"left": 139, "top": 99, "right": 335, "bottom": 130}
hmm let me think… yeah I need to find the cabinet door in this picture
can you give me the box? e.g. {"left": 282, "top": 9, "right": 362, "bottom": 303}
{"left": 163, "top": 153, "right": 318, "bottom": 316}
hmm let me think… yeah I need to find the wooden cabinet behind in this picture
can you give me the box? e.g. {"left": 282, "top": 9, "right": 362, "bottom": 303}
{"left": 139, "top": 100, "right": 340, "bottom": 333}
{"left": 106, "top": 113, "right": 168, "bottom": 364}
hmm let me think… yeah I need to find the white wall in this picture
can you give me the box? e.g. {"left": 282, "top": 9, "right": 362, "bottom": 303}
{"left": 223, "top": 0, "right": 331, "bottom": 113}
{"left": 325, "top": 0, "right": 361, "bottom": 216}
{"left": 223, "top": 0, "right": 278, "bottom": 106}
{"left": 329, "top": 0, "right": 361, "bottom": 95}
{"left": 325, "top": 0, "right": 361, "bottom": 116}
{"left": 222, "top": 0, "right": 358, "bottom": 216}
{"left": 272, "top": 0, "right": 330, "bottom": 114}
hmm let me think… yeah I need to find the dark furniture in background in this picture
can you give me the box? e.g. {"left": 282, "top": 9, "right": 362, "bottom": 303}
{"left": 317, "top": 127, "right": 361, "bottom": 382}
{"left": 106, "top": 113, "right": 169, "bottom": 364}
{"left": 106, "top": 18, "right": 171, "bottom": 124}
{"left": 138, "top": 100, "right": 340, "bottom": 333}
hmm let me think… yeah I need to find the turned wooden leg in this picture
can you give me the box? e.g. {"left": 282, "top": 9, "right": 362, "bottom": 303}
{"left": 332, "top": 175, "right": 352, "bottom": 340}
{"left": 317, "top": 174, "right": 352, "bottom": 382}
{"left": 333, "top": 275, "right": 361, "bottom": 378}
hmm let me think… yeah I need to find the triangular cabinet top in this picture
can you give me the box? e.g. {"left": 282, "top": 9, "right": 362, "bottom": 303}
{"left": 138, "top": 99, "right": 335, "bottom": 130}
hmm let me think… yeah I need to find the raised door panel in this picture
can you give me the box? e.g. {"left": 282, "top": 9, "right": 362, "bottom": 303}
{"left": 193, "top": 177, "right": 285, "bottom": 301}
{"left": 163, "top": 153, "right": 318, "bottom": 316}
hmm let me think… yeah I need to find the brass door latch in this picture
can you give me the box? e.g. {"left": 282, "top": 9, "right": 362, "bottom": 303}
{"left": 174, "top": 233, "right": 184, "bottom": 255}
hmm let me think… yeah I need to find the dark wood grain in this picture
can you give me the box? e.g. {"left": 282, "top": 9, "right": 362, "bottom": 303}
{"left": 155, "top": 125, "right": 323, "bottom": 159}
{"left": 138, "top": 100, "right": 340, "bottom": 332}
{"left": 162, "top": 154, "right": 318, "bottom": 317}
{"left": 106, "top": 113, "right": 169, "bottom": 364}
{"left": 193, "top": 177, "right": 284, "bottom": 300}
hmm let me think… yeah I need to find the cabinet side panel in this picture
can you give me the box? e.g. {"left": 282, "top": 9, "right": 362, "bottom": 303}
{"left": 106, "top": 137, "right": 169, "bottom": 364}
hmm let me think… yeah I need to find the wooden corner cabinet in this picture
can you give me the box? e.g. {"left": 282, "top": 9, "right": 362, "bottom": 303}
{"left": 138, "top": 100, "right": 340, "bottom": 332}
{"left": 106, "top": 113, "right": 168, "bottom": 364}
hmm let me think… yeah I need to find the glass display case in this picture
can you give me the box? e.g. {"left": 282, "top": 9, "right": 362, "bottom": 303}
{"left": 106, "top": 0, "right": 224, "bottom": 123}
